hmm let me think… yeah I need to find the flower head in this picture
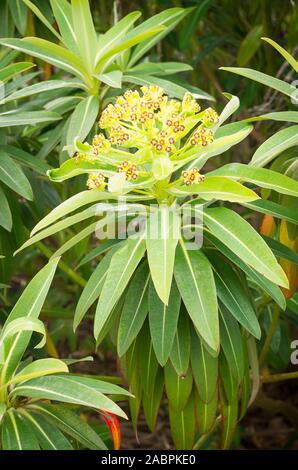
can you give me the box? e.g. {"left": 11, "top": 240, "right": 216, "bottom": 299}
{"left": 86, "top": 173, "right": 106, "bottom": 190}
{"left": 182, "top": 167, "right": 205, "bottom": 186}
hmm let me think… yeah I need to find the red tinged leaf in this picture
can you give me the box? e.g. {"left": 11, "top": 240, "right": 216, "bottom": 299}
{"left": 101, "top": 411, "right": 121, "bottom": 450}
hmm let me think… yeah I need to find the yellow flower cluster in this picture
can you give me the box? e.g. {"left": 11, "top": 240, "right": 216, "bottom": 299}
{"left": 81, "top": 86, "right": 218, "bottom": 191}
{"left": 182, "top": 167, "right": 205, "bottom": 186}
{"left": 86, "top": 173, "right": 106, "bottom": 190}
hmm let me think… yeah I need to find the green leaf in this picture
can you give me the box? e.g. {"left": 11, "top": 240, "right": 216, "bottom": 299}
{"left": 164, "top": 362, "right": 193, "bottom": 411}
{"left": 128, "top": 8, "right": 189, "bottom": 67}
{"left": 12, "top": 375, "right": 127, "bottom": 419}
{"left": 149, "top": 281, "right": 181, "bottom": 366}
{"left": 4, "top": 80, "right": 81, "bottom": 103}
{"left": 28, "top": 403, "right": 106, "bottom": 449}
{"left": 146, "top": 205, "right": 180, "bottom": 304}
{"left": 215, "top": 93, "right": 240, "bottom": 129}
{"left": 196, "top": 206, "right": 288, "bottom": 288}
{"left": 261, "top": 236, "right": 298, "bottom": 264}
{"left": 179, "top": 1, "right": 213, "bottom": 51}
{"left": 0, "top": 111, "right": 61, "bottom": 127}
{"left": 94, "top": 234, "right": 146, "bottom": 339}
{"left": 0, "top": 37, "right": 88, "bottom": 83}
{"left": 10, "top": 358, "right": 69, "bottom": 387}
{"left": 50, "top": 0, "right": 79, "bottom": 53}
{"left": 205, "top": 231, "right": 286, "bottom": 310}
{"left": 0, "top": 152, "right": 32, "bottom": 199}
{"left": 262, "top": 37, "right": 298, "bottom": 74}
{"left": 210, "top": 163, "right": 298, "bottom": 197}
{"left": 143, "top": 368, "right": 164, "bottom": 432}
{"left": 118, "top": 262, "right": 149, "bottom": 356}
{"left": 169, "top": 394, "right": 195, "bottom": 450}
{"left": 170, "top": 310, "right": 190, "bottom": 376}
{"left": 66, "top": 95, "right": 99, "bottom": 153}
{"left": 171, "top": 176, "right": 259, "bottom": 202}
{"left": 219, "top": 307, "right": 245, "bottom": 383}
{"left": 77, "top": 239, "right": 120, "bottom": 267}
{"left": 243, "top": 199, "right": 298, "bottom": 225}
{"left": 0, "top": 317, "right": 46, "bottom": 350}
{"left": 2, "top": 409, "right": 40, "bottom": 450}
{"left": 237, "top": 25, "right": 262, "bottom": 66}
{"left": 197, "top": 389, "right": 218, "bottom": 435}
{"left": 220, "top": 390, "right": 238, "bottom": 450}
{"left": 220, "top": 66, "right": 297, "bottom": 98}
{"left": 71, "top": 0, "right": 97, "bottom": 72}
{"left": 0, "top": 403, "right": 6, "bottom": 424}
{"left": 210, "top": 256, "right": 261, "bottom": 338}
{"left": 244, "top": 111, "right": 298, "bottom": 124}
{"left": 96, "top": 70, "right": 123, "bottom": 88}
{"left": 74, "top": 248, "right": 116, "bottom": 330}
{"left": 0, "top": 185, "right": 12, "bottom": 231}
{"left": 9, "top": 0, "right": 28, "bottom": 35}
{"left": 20, "top": 410, "right": 73, "bottom": 450}
{"left": 191, "top": 332, "right": 218, "bottom": 403}
{"left": 0, "top": 258, "right": 59, "bottom": 385}
{"left": 129, "top": 61, "right": 193, "bottom": 75}
{"left": 22, "top": 0, "right": 61, "bottom": 40}
{"left": 0, "top": 62, "right": 34, "bottom": 82}
{"left": 250, "top": 126, "right": 298, "bottom": 167}
{"left": 174, "top": 241, "right": 219, "bottom": 352}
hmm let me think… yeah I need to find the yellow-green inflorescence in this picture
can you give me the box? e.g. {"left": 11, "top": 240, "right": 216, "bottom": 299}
{"left": 83, "top": 85, "right": 218, "bottom": 193}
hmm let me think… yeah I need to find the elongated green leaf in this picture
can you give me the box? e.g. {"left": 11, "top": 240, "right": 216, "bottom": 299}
{"left": 77, "top": 239, "right": 120, "bottom": 267}
{"left": 12, "top": 375, "right": 126, "bottom": 418}
{"left": 164, "top": 362, "right": 193, "bottom": 410}
{"left": 149, "top": 281, "right": 181, "bottom": 366}
{"left": 0, "top": 258, "right": 59, "bottom": 385}
{"left": 220, "top": 391, "right": 238, "bottom": 450}
{"left": 128, "top": 8, "right": 189, "bottom": 67}
{"left": 220, "top": 66, "right": 297, "bottom": 98}
{"left": 179, "top": 0, "right": 213, "bottom": 50}
{"left": 146, "top": 205, "right": 180, "bottom": 304}
{"left": 20, "top": 410, "right": 73, "bottom": 450}
{"left": 170, "top": 310, "right": 190, "bottom": 376}
{"left": 2, "top": 409, "right": 40, "bottom": 450}
{"left": 0, "top": 152, "right": 32, "bottom": 199}
{"left": 250, "top": 126, "right": 298, "bottom": 167}
{"left": 4, "top": 80, "right": 81, "bottom": 103}
{"left": 96, "top": 70, "right": 122, "bottom": 88}
{"left": 22, "top": 0, "right": 61, "bottom": 40}
{"left": 243, "top": 199, "right": 298, "bottom": 225}
{"left": 195, "top": 206, "right": 288, "bottom": 288}
{"left": 197, "top": 389, "right": 218, "bottom": 435}
{"left": 244, "top": 111, "right": 298, "bottom": 123}
{"left": 71, "top": 0, "right": 97, "bottom": 71}
{"left": 174, "top": 241, "right": 219, "bottom": 352}
{"left": 28, "top": 403, "right": 106, "bottom": 449}
{"left": 0, "top": 111, "right": 61, "bottom": 127}
{"left": 205, "top": 231, "right": 286, "bottom": 310}
{"left": 66, "top": 95, "right": 99, "bottom": 153}
{"left": 95, "top": 12, "right": 141, "bottom": 65}
{"left": 214, "top": 94, "right": 240, "bottom": 129}
{"left": 191, "top": 332, "right": 218, "bottom": 403}
{"left": 10, "top": 359, "right": 69, "bottom": 387}
{"left": 142, "top": 368, "right": 164, "bottom": 432}
{"left": 118, "top": 262, "right": 149, "bottom": 356}
{"left": 237, "top": 25, "right": 262, "bottom": 66}
{"left": 129, "top": 61, "right": 193, "bottom": 75}
{"left": 0, "top": 62, "right": 34, "bottom": 82}
{"left": 170, "top": 176, "right": 259, "bottom": 202}
{"left": 210, "top": 256, "right": 261, "bottom": 338}
{"left": 74, "top": 248, "right": 116, "bottom": 330}
{"left": 50, "top": 0, "right": 79, "bottom": 53}
{"left": 1, "top": 144, "right": 50, "bottom": 174}
{"left": 169, "top": 394, "right": 195, "bottom": 450}
{"left": 219, "top": 307, "right": 245, "bottom": 383}
{"left": 210, "top": 163, "right": 298, "bottom": 197}
{"left": 94, "top": 233, "right": 146, "bottom": 339}
{"left": 0, "top": 37, "right": 88, "bottom": 83}
{"left": 0, "top": 185, "right": 12, "bottom": 231}
{"left": 9, "top": 0, "right": 28, "bottom": 35}
{"left": 262, "top": 37, "right": 298, "bottom": 74}
{"left": 0, "top": 317, "right": 46, "bottom": 350}
{"left": 262, "top": 235, "right": 298, "bottom": 264}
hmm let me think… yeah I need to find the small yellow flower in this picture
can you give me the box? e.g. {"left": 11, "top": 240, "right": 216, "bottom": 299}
{"left": 201, "top": 107, "right": 219, "bottom": 126}
{"left": 118, "top": 161, "right": 138, "bottom": 181}
{"left": 92, "top": 133, "right": 111, "bottom": 154}
{"left": 86, "top": 173, "right": 106, "bottom": 190}
{"left": 182, "top": 167, "right": 205, "bottom": 186}
{"left": 182, "top": 93, "right": 201, "bottom": 114}
{"left": 190, "top": 127, "right": 214, "bottom": 147}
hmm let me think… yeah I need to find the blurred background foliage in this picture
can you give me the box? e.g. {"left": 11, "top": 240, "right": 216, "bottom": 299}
{"left": 0, "top": 0, "right": 297, "bottom": 449}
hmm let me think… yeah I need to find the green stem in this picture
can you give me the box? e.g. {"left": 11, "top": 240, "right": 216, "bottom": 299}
{"left": 259, "top": 303, "right": 280, "bottom": 367}
{"left": 261, "top": 371, "right": 298, "bottom": 383}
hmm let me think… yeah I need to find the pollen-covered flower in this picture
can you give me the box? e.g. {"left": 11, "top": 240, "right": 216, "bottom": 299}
{"left": 86, "top": 173, "right": 106, "bottom": 190}
{"left": 190, "top": 127, "right": 214, "bottom": 147}
{"left": 92, "top": 133, "right": 111, "bottom": 155}
{"left": 182, "top": 167, "right": 205, "bottom": 186}
{"left": 118, "top": 161, "right": 138, "bottom": 181}
{"left": 182, "top": 93, "right": 201, "bottom": 114}
{"left": 201, "top": 107, "right": 219, "bottom": 126}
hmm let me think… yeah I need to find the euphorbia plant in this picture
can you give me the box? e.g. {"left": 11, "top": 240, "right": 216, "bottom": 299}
{"left": 18, "top": 85, "right": 298, "bottom": 448}
{"left": 0, "top": 258, "right": 128, "bottom": 450}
